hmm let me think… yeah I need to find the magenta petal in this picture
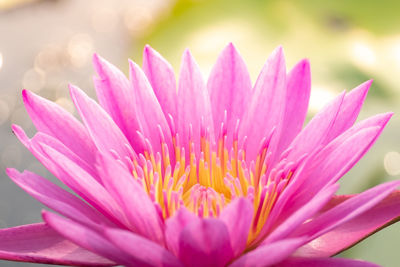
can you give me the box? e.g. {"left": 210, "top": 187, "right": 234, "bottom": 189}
{"left": 43, "top": 211, "right": 137, "bottom": 265}
{"left": 177, "top": 49, "right": 214, "bottom": 156}
{"left": 277, "top": 59, "right": 310, "bottom": 154}
{"left": 0, "top": 223, "right": 114, "bottom": 266}
{"left": 97, "top": 153, "right": 164, "bottom": 244}
{"left": 92, "top": 54, "right": 144, "bottom": 151}
{"left": 240, "top": 46, "right": 286, "bottom": 161}
{"left": 279, "top": 257, "right": 380, "bottom": 267}
{"left": 219, "top": 198, "right": 253, "bottom": 256}
{"left": 142, "top": 45, "right": 177, "bottom": 121}
{"left": 69, "top": 84, "right": 135, "bottom": 164}
{"left": 296, "top": 190, "right": 400, "bottom": 258}
{"left": 105, "top": 228, "right": 183, "bottom": 267}
{"left": 294, "top": 180, "right": 400, "bottom": 240}
{"left": 178, "top": 218, "right": 233, "bottom": 267}
{"left": 230, "top": 237, "right": 307, "bottom": 267}
{"left": 6, "top": 168, "right": 114, "bottom": 228}
{"left": 207, "top": 43, "right": 252, "bottom": 146}
{"left": 22, "top": 90, "right": 96, "bottom": 165}
{"left": 165, "top": 207, "right": 198, "bottom": 256}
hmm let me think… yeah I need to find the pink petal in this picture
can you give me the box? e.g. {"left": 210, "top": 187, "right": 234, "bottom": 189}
{"left": 219, "top": 198, "right": 253, "bottom": 256}
{"left": 42, "top": 211, "right": 133, "bottom": 265}
{"left": 296, "top": 190, "right": 400, "bottom": 258}
{"left": 207, "top": 43, "right": 252, "bottom": 146}
{"left": 6, "top": 168, "right": 114, "bottom": 228}
{"left": 165, "top": 207, "right": 198, "bottom": 256}
{"left": 239, "top": 46, "right": 286, "bottom": 162}
{"left": 129, "top": 60, "right": 172, "bottom": 153}
{"left": 69, "top": 84, "right": 135, "bottom": 164}
{"left": 142, "top": 45, "right": 177, "bottom": 121}
{"left": 279, "top": 257, "right": 380, "bottom": 267}
{"left": 97, "top": 153, "right": 164, "bottom": 244}
{"left": 230, "top": 237, "right": 307, "bottom": 267}
{"left": 284, "top": 91, "right": 345, "bottom": 162}
{"left": 178, "top": 218, "right": 233, "bottom": 267}
{"left": 325, "top": 80, "right": 372, "bottom": 141}
{"left": 177, "top": 49, "right": 214, "bottom": 156}
{"left": 92, "top": 54, "right": 144, "bottom": 151}
{"left": 277, "top": 59, "right": 310, "bottom": 154}
{"left": 0, "top": 223, "right": 114, "bottom": 266}
{"left": 105, "top": 228, "right": 183, "bottom": 267}
{"left": 263, "top": 183, "right": 338, "bottom": 244}
{"left": 22, "top": 89, "right": 96, "bottom": 165}
{"left": 37, "top": 143, "right": 127, "bottom": 228}
{"left": 294, "top": 180, "right": 400, "bottom": 241}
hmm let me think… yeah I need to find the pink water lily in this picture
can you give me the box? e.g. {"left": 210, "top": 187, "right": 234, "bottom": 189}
{"left": 3, "top": 43, "right": 400, "bottom": 266}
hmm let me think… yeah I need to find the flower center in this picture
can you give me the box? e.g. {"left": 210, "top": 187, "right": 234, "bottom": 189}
{"left": 129, "top": 118, "right": 297, "bottom": 245}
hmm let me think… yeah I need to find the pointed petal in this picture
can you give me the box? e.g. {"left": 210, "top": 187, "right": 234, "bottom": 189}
{"left": 165, "top": 207, "right": 198, "bottom": 256}
{"left": 22, "top": 90, "right": 96, "bottom": 165}
{"left": 230, "top": 237, "right": 307, "bottom": 267}
{"left": 92, "top": 54, "right": 144, "bottom": 151}
{"left": 285, "top": 91, "right": 345, "bottom": 161}
{"left": 279, "top": 257, "right": 380, "bottom": 267}
{"left": 207, "top": 43, "right": 252, "bottom": 146}
{"left": 326, "top": 80, "right": 372, "bottom": 141}
{"left": 277, "top": 59, "right": 310, "bottom": 153}
{"left": 69, "top": 84, "right": 135, "bottom": 164}
{"left": 178, "top": 218, "right": 233, "bottom": 267}
{"left": 129, "top": 60, "right": 172, "bottom": 153}
{"left": 0, "top": 223, "right": 114, "bottom": 266}
{"left": 296, "top": 190, "right": 400, "bottom": 257}
{"left": 294, "top": 180, "right": 400, "bottom": 241}
{"left": 97, "top": 153, "right": 164, "bottom": 244}
{"left": 6, "top": 168, "right": 114, "bottom": 228}
{"left": 239, "top": 46, "right": 286, "bottom": 161}
{"left": 142, "top": 45, "right": 177, "bottom": 121}
{"left": 219, "top": 198, "right": 253, "bottom": 256}
{"left": 177, "top": 49, "right": 214, "bottom": 155}
{"left": 105, "top": 228, "right": 183, "bottom": 267}
{"left": 42, "top": 211, "right": 133, "bottom": 265}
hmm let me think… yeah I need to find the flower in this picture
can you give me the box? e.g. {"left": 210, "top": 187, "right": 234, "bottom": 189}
{"left": 3, "top": 43, "right": 400, "bottom": 267}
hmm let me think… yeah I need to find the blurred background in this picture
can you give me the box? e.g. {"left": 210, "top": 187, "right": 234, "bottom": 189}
{"left": 0, "top": 0, "right": 400, "bottom": 266}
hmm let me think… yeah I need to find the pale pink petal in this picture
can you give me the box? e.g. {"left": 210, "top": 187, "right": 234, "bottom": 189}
{"left": 294, "top": 180, "right": 400, "bottom": 241}
{"left": 279, "top": 257, "right": 380, "bottom": 267}
{"left": 230, "top": 237, "right": 307, "bottom": 267}
{"left": 22, "top": 90, "right": 96, "bottom": 165}
{"left": 92, "top": 54, "right": 144, "bottom": 151}
{"left": 37, "top": 143, "right": 128, "bottom": 228}
{"left": 277, "top": 59, "right": 310, "bottom": 154}
{"left": 178, "top": 218, "right": 233, "bottom": 267}
{"left": 97, "top": 153, "right": 164, "bottom": 244}
{"left": 69, "top": 84, "right": 135, "bottom": 164}
{"left": 219, "top": 198, "right": 253, "bottom": 256}
{"left": 6, "top": 168, "right": 113, "bottom": 228}
{"left": 207, "top": 43, "right": 252, "bottom": 146}
{"left": 142, "top": 45, "right": 177, "bottom": 121}
{"left": 239, "top": 46, "right": 286, "bottom": 161}
{"left": 0, "top": 223, "right": 114, "bottom": 266}
{"left": 165, "top": 207, "right": 198, "bottom": 256}
{"left": 43, "top": 211, "right": 132, "bottom": 265}
{"left": 105, "top": 228, "right": 184, "bottom": 267}
{"left": 296, "top": 190, "right": 400, "bottom": 258}
{"left": 129, "top": 60, "right": 172, "bottom": 153}
{"left": 177, "top": 49, "right": 214, "bottom": 155}
{"left": 325, "top": 80, "right": 372, "bottom": 141}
